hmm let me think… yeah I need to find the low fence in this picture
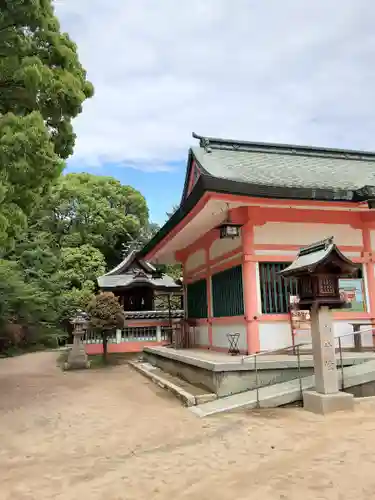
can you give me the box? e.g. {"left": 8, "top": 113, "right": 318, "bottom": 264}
{"left": 83, "top": 326, "right": 172, "bottom": 344}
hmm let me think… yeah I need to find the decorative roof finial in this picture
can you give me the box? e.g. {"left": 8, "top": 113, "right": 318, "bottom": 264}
{"left": 192, "top": 132, "right": 211, "bottom": 153}
{"left": 201, "top": 137, "right": 211, "bottom": 153}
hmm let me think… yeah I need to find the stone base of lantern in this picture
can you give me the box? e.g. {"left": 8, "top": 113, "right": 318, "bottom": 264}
{"left": 303, "top": 390, "right": 354, "bottom": 415}
{"left": 64, "top": 344, "right": 90, "bottom": 370}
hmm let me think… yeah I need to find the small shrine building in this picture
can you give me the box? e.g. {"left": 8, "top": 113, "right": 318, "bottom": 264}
{"left": 138, "top": 133, "right": 375, "bottom": 354}
{"left": 84, "top": 251, "right": 183, "bottom": 354}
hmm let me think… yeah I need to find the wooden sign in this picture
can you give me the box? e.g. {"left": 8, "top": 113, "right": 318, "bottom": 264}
{"left": 289, "top": 295, "right": 311, "bottom": 345}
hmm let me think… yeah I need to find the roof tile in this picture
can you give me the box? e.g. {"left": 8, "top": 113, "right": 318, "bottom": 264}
{"left": 192, "top": 145, "right": 375, "bottom": 190}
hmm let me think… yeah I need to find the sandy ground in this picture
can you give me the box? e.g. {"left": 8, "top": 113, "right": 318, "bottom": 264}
{"left": 1, "top": 353, "right": 375, "bottom": 500}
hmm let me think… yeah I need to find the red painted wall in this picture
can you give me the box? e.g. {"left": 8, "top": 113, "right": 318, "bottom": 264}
{"left": 85, "top": 341, "right": 169, "bottom": 355}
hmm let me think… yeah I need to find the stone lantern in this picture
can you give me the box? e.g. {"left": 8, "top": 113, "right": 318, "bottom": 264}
{"left": 279, "top": 237, "right": 358, "bottom": 414}
{"left": 64, "top": 311, "right": 90, "bottom": 370}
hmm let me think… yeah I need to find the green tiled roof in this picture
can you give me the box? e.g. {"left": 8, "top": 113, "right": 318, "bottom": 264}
{"left": 139, "top": 134, "right": 375, "bottom": 260}
{"left": 191, "top": 135, "right": 375, "bottom": 191}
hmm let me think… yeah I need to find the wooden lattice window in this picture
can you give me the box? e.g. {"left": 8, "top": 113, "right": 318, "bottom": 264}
{"left": 259, "top": 262, "right": 299, "bottom": 314}
{"left": 212, "top": 265, "right": 244, "bottom": 317}
{"left": 187, "top": 279, "right": 207, "bottom": 319}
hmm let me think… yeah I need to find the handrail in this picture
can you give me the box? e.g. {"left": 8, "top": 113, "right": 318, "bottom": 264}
{"left": 241, "top": 325, "right": 375, "bottom": 363}
{"left": 242, "top": 324, "right": 375, "bottom": 408}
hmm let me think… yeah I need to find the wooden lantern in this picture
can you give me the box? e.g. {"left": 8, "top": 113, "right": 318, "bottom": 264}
{"left": 279, "top": 237, "right": 359, "bottom": 310}
{"left": 216, "top": 204, "right": 243, "bottom": 239}
{"left": 218, "top": 222, "right": 242, "bottom": 239}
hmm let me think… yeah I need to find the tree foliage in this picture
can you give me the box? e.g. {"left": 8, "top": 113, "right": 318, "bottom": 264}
{"left": 0, "top": 1, "right": 161, "bottom": 356}
{"left": 36, "top": 173, "right": 149, "bottom": 268}
{"left": 0, "top": 0, "right": 96, "bottom": 352}
{"left": 58, "top": 244, "right": 106, "bottom": 291}
{"left": 87, "top": 292, "right": 125, "bottom": 362}
{"left": 0, "top": 0, "right": 93, "bottom": 251}
{"left": 0, "top": 259, "right": 59, "bottom": 352}
{"left": 0, "top": 0, "right": 94, "bottom": 157}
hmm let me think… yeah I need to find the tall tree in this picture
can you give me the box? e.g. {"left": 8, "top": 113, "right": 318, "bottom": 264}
{"left": 0, "top": 0, "right": 93, "bottom": 157}
{"left": 0, "top": 1, "right": 94, "bottom": 353}
{"left": 36, "top": 173, "right": 149, "bottom": 269}
{"left": 0, "top": 0, "right": 93, "bottom": 250}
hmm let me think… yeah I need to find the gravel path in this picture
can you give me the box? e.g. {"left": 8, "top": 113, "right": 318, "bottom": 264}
{"left": 1, "top": 351, "right": 375, "bottom": 499}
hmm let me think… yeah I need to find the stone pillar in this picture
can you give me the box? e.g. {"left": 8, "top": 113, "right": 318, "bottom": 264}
{"left": 116, "top": 329, "right": 122, "bottom": 344}
{"left": 65, "top": 330, "right": 90, "bottom": 370}
{"left": 303, "top": 305, "right": 354, "bottom": 414}
{"left": 156, "top": 325, "right": 162, "bottom": 342}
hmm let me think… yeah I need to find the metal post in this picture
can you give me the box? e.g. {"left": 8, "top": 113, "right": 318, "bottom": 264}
{"left": 296, "top": 344, "right": 303, "bottom": 402}
{"left": 338, "top": 337, "right": 345, "bottom": 391}
{"left": 167, "top": 294, "right": 173, "bottom": 344}
{"left": 254, "top": 354, "right": 260, "bottom": 408}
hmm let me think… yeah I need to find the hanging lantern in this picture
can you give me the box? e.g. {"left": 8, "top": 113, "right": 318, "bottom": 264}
{"left": 216, "top": 204, "right": 243, "bottom": 239}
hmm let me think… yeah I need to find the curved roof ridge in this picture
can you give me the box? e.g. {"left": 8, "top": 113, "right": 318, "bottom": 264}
{"left": 192, "top": 132, "right": 375, "bottom": 161}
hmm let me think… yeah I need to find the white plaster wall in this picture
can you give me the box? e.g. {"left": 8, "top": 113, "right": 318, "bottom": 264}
{"left": 259, "top": 322, "right": 292, "bottom": 351}
{"left": 371, "top": 230, "right": 375, "bottom": 250}
{"left": 209, "top": 237, "right": 241, "bottom": 261}
{"left": 193, "top": 325, "right": 209, "bottom": 346}
{"left": 185, "top": 249, "right": 205, "bottom": 272}
{"left": 258, "top": 320, "right": 372, "bottom": 351}
{"left": 212, "top": 323, "right": 247, "bottom": 351}
{"left": 363, "top": 263, "right": 371, "bottom": 313}
{"left": 254, "top": 222, "right": 363, "bottom": 247}
{"left": 255, "top": 250, "right": 296, "bottom": 256}
{"left": 333, "top": 321, "right": 373, "bottom": 348}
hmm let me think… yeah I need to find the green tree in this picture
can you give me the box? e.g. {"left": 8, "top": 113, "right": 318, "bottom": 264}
{"left": 58, "top": 244, "right": 106, "bottom": 291}
{"left": 0, "top": 112, "right": 64, "bottom": 251}
{"left": 87, "top": 292, "right": 125, "bottom": 363}
{"left": 0, "top": 0, "right": 94, "bottom": 157}
{"left": 0, "top": 0, "right": 93, "bottom": 250}
{"left": 53, "top": 244, "right": 106, "bottom": 324}
{"left": 122, "top": 221, "right": 160, "bottom": 256}
{"left": 36, "top": 173, "right": 149, "bottom": 268}
{"left": 0, "top": 259, "right": 59, "bottom": 351}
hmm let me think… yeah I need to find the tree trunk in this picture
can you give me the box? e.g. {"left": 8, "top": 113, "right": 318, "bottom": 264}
{"left": 102, "top": 333, "right": 108, "bottom": 364}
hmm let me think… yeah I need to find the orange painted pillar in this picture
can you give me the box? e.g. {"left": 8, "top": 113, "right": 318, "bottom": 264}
{"left": 182, "top": 262, "right": 188, "bottom": 319}
{"left": 362, "top": 227, "right": 375, "bottom": 339}
{"left": 242, "top": 221, "right": 260, "bottom": 354}
{"left": 205, "top": 247, "right": 213, "bottom": 347}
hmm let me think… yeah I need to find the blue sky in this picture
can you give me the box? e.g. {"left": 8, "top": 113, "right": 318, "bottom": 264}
{"left": 67, "top": 160, "right": 184, "bottom": 224}
{"left": 55, "top": 0, "right": 375, "bottom": 225}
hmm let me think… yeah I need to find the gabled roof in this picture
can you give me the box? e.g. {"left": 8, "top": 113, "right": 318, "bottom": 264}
{"left": 97, "top": 250, "right": 181, "bottom": 291}
{"left": 279, "top": 237, "right": 359, "bottom": 277}
{"left": 104, "top": 250, "right": 155, "bottom": 277}
{"left": 186, "top": 133, "right": 375, "bottom": 198}
{"left": 140, "top": 133, "right": 375, "bottom": 260}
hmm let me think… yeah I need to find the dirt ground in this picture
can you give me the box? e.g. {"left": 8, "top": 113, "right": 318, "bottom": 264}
{"left": 1, "top": 352, "right": 375, "bottom": 500}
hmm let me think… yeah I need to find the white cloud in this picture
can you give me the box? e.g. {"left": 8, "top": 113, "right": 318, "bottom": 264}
{"left": 55, "top": 0, "right": 375, "bottom": 169}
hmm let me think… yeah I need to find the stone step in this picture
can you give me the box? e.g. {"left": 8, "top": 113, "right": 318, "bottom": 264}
{"left": 189, "top": 376, "right": 314, "bottom": 417}
{"left": 129, "top": 361, "right": 217, "bottom": 407}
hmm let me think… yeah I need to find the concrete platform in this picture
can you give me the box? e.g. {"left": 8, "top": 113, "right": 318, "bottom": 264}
{"left": 143, "top": 346, "right": 375, "bottom": 397}
{"left": 189, "top": 359, "right": 375, "bottom": 417}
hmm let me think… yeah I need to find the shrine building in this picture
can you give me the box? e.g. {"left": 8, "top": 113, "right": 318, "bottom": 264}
{"left": 138, "top": 132, "right": 375, "bottom": 354}
{"left": 83, "top": 250, "right": 183, "bottom": 354}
